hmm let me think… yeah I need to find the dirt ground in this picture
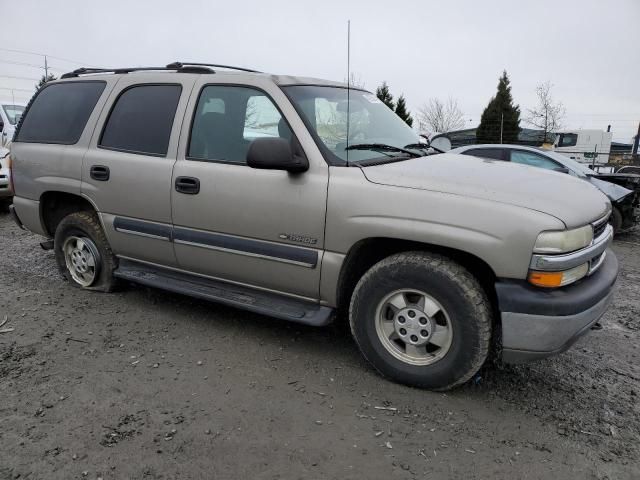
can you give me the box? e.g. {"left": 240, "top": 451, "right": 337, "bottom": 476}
{"left": 0, "top": 210, "right": 639, "bottom": 480}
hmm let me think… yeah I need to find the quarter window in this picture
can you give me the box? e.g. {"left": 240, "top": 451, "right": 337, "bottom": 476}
{"left": 189, "top": 86, "right": 292, "bottom": 164}
{"left": 510, "top": 150, "right": 561, "bottom": 170}
{"left": 462, "top": 148, "right": 505, "bottom": 160}
{"left": 14, "top": 82, "right": 105, "bottom": 144}
{"left": 100, "top": 84, "right": 181, "bottom": 156}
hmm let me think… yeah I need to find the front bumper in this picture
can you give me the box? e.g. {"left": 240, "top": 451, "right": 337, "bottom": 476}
{"left": 496, "top": 249, "right": 618, "bottom": 363}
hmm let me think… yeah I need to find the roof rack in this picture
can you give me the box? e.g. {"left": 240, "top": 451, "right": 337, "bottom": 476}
{"left": 61, "top": 62, "right": 260, "bottom": 79}
{"left": 166, "top": 62, "right": 261, "bottom": 73}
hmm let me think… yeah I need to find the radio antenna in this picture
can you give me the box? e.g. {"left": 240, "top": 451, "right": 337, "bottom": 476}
{"left": 346, "top": 19, "right": 351, "bottom": 166}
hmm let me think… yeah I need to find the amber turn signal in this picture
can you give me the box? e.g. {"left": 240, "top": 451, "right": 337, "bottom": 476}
{"left": 528, "top": 271, "right": 564, "bottom": 288}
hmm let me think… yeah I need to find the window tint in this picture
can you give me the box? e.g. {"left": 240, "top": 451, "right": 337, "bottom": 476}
{"left": 462, "top": 148, "right": 505, "bottom": 160}
{"left": 510, "top": 150, "right": 561, "bottom": 170}
{"left": 189, "top": 86, "right": 292, "bottom": 164}
{"left": 100, "top": 84, "right": 181, "bottom": 156}
{"left": 15, "top": 82, "right": 105, "bottom": 144}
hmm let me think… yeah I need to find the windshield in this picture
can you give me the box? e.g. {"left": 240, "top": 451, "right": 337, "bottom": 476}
{"left": 283, "top": 85, "right": 420, "bottom": 164}
{"left": 3, "top": 104, "right": 25, "bottom": 125}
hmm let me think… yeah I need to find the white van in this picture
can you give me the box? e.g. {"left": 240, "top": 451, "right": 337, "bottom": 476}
{"left": 553, "top": 129, "right": 612, "bottom": 164}
{"left": 0, "top": 102, "right": 26, "bottom": 147}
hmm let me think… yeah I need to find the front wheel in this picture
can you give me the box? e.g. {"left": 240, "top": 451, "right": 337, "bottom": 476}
{"left": 54, "top": 211, "right": 118, "bottom": 292}
{"left": 609, "top": 207, "right": 622, "bottom": 234}
{"left": 349, "top": 252, "right": 492, "bottom": 390}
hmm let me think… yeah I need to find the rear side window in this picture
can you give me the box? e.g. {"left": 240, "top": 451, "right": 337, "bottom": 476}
{"left": 100, "top": 84, "right": 181, "bottom": 156}
{"left": 15, "top": 81, "right": 105, "bottom": 144}
{"left": 462, "top": 148, "right": 505, "bottom": 160}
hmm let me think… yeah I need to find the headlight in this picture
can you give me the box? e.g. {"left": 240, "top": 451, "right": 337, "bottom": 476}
{"left": 528, "top": 263, "right": 589, "bottom": 288}
{"left": 533, "top": 225, "right": 593, "bottom": 254}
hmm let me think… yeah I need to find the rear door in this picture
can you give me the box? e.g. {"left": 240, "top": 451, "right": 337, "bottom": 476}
{"left": 170, "top": 77, "right": 328, "bottom": 299}
{"left": 82, "top": 75, "right": 195, "bottom": 266}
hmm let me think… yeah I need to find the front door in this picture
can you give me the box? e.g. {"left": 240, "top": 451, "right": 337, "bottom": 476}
{"left": 171, "top": 79, "right": 328, "bottom": 299}
{"left": 82, "top": 76, "right": 195, "bottom": 266}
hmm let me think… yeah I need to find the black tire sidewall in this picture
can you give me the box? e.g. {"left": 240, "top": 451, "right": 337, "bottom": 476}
{"left": 54, "top": 213, "right": 113, "bottom": 290}
{"left": 610, "top": 207, "right": 622, "bottom": 234}
{"left": 351, "top": 257, "right": 488, "bottom": 389}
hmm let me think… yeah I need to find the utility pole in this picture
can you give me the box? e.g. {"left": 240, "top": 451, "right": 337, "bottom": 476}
{"left": 44, "top": 55, "right": 49, "bottom": 79}
{"left": 500, "top": 112, "right": 504, "bottom": 143}
{"left": 633, "top": 121, "right": 640, "bottom": 155}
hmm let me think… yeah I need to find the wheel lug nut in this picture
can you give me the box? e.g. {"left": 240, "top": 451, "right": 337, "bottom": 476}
{"left": 398, "top": 316, "right": 405, "bottom": 324}
{"left": 421, "top": 330, "right": 429, "bottom": 337}
{"left": 408, "top": 311, "right": 416, "bottom": 318}
{"left": 410, "top": 335, "right": 418, "bottom": 342}
{"left": 399, "top": 328, "right": 407, "bottom": 335}
{"left": 419, "top": 317, "right": 427, "bottom": 325}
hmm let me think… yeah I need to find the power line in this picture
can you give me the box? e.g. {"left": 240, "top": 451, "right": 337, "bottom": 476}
{"left": 0, "top": 74, "right": 40, "bottom": 81}
{"left": 0, "top": 47, "right": 98, "bottom": 68}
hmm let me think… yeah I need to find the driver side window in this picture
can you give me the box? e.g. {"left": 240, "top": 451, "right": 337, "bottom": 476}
{"left": 188, "top": 86, "right": 293, "bottom": 164}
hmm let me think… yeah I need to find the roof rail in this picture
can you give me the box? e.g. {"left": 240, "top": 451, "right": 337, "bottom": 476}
{"left": 166, "top": 62, "right": 261, "bottom": 73}
{"left": 60, "top": 64, "right": 215, "bottom": 79}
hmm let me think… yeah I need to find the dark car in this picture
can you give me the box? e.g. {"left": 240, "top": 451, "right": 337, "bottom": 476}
{"left": 450, "top": 144, "right": 639, "bottom": 233}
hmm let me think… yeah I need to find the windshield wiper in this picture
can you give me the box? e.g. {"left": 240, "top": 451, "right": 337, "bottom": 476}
{"left": 346, "top": 143, "right": 421, "bottom": 158}
{"left": 404, "top": 143, "right": 447, "bottom": 154}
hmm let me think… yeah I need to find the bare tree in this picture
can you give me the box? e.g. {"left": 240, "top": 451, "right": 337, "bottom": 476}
{"left": 416, "top": 97, "right": 465, "bottom": 133}
{"left": 344, "top": 72, "right": 366, "bottom": 89}
{"left": 525, "top": 81, "right": 565, "bottom": 143}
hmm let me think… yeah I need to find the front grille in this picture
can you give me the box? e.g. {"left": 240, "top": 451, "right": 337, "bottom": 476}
{"left": 592, "top": 216, "right": 609, "bottom": 239}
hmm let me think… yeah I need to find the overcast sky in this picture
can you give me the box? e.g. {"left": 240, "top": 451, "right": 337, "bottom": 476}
{"left": 1, "top": 0, "right": 638, "bottom": 142}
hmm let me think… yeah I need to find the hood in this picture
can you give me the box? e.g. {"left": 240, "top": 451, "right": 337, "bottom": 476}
{"left": 361, "top": 153, "right": 610, "bottom": 228}
{"left": 588, "top": 177, "right": 634, "bottom": 202}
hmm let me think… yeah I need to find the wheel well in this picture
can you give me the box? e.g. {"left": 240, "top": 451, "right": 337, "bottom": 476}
{"left": 336, "top": 238, "right": 498, "bottom": 314}
{"left": 40, "top": 192, "right": 96, "bottom": 237}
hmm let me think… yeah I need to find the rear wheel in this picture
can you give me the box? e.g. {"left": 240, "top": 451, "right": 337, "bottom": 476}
{"left": 54, "top": 211, "right": 117, "bottom": 292}
{"left": 349, "top": 252, "right": 492, "bottom": 390}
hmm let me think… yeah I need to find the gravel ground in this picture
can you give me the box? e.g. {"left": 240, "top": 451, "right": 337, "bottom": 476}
{"left": 1, "top": 210, "right": 639, "bottom": 479}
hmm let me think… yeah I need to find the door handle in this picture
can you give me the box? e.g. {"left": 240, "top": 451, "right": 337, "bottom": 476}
{"left": 90, "top": 165, "right": 110, "bottom": 181}
{"left": 175, "top": 176, "right": 200, "bottom": 195}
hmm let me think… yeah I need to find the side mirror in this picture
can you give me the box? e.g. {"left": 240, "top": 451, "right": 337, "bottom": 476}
{"left": 247, "top": 137, "right": 309, "bottom": 173}
{"left": 430, "top": 134, "right": 452, "bottom": 152}
{"left": 554, "top": 167, "right": 570, "bottom": 174}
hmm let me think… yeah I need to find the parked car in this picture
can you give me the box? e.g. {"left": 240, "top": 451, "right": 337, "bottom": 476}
{"left": 0, "top": 102, "right": 25, "bottom": 147}
{"left": 616, "top": 165, "right": 640, "bottom": 175}
{"left": 450, "top": 144, "right": 639, "bottom": 233}
{"left": 9, "top": 63, "right": 618, "bottom": 390}
{"left": 0, "top": 146, "right": 11, "bottom": 209}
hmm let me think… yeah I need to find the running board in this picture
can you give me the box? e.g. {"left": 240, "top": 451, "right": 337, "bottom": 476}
{"left": 114, "top": 259, "right": 333, "bottom": 327}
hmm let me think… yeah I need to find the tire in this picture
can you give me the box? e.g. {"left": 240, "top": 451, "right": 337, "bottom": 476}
{"left": 609, "top": 207, "right": 622, "bottom": 235}
{"left": 0, "top": 197, "right": 11, "bottom": 212}
{"left": 54, "top": 211, "right": 117, "bottom": 292}
{"left": 349, "top": 251, "right": 492, "bottom": 390}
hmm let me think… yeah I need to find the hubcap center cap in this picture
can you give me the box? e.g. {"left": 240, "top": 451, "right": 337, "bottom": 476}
{"left": 394, "top": 307, "right": 432, "bottom": 345}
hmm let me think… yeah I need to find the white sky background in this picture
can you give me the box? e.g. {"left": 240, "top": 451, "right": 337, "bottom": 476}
{"left": 0, "top": 0, "right": 638, "bottom": 142}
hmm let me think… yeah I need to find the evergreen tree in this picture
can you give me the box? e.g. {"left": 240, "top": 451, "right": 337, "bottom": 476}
{"left": 394, "top": 95, "right": 413, "bottom": 127}
{"left": 36, "top": 73, "right": 57, "bottom": 90}
{"left": 476, "top": 71, "right": 521, "bottom": 143}
{"left": 375, "top": 81, "right": 395, "bottom": 110}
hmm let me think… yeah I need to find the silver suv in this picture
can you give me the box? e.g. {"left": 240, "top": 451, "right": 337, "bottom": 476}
{"left": 9, "top": 63, "right": 618, "bottom": 390}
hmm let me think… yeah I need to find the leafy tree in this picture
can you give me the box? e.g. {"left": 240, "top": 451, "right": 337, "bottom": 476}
{"left": 476, "top": 71, "right": 521, "bottom": 143}
{"left": 394, "top": 95, "right": 413, "bottom": 127}
{"left": 376, "top": 81, "right": 395, "bottom": 110}
{"left": 36, "top": 73, "right": 57, "bottom": 90}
